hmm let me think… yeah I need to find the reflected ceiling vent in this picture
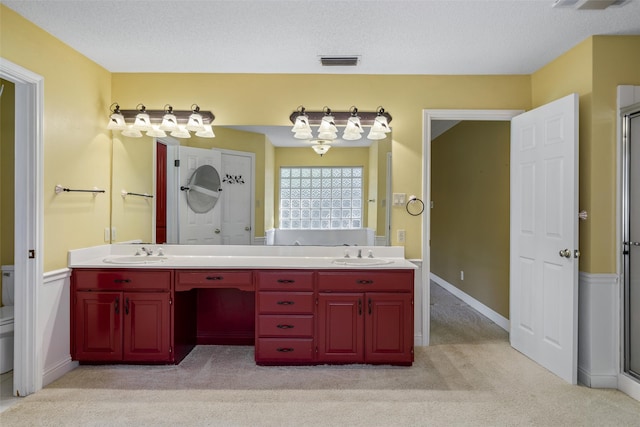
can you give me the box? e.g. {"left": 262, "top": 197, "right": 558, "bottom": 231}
{"left": 320, "top": 56, "right": 360, "bottom": 67}
{"left": 553, "top": 0, "right": 629, "bottom": 9}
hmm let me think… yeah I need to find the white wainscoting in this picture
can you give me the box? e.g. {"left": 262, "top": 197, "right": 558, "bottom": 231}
{"left": 41, "top": 269, "right": 77, "bottom": 387}
{"left": 429, "top": 273, "right": 510, "bottom": 331}
{"left": 409, "top": 260, "right": 424, "bottom": 346}
{"left": 577, "top": 272, "right": 619, "bottom": 389}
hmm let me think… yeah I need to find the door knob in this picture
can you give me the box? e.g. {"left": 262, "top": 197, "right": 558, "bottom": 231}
{"left": 245, "top": 226, "right": 251, "bottom": 231}
{"left": 214, "top": 229, "right": 221, "bottom": 234}
{"left": 559, "top": 249, "right": 571, "bottom": 258}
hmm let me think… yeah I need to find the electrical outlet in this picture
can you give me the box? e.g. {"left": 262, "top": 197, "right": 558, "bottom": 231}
{"left": 460, "top": 270, "right": 464, "bottom": 281}
{"left": 397, "top": 229, "right": 406, "bottom": 243}
{"left": 111, "top": 227, "right": 117, "bottom": 241}
{"left": 104, "top": 227, "right": 110, "bottom": 242}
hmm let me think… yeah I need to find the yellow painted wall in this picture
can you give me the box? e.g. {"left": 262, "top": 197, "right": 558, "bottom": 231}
{"left": 431, "top": 121, "right": 511, "bottom": 317}
{"left": 273, "top": 146, "right": 370, "bottom": 229}
{"left": 532, "top": 35, "right": 640, "bottom": 273}
{"left": 112, "top": 73, "right": 531, "bottom": 258}
{"left": 111, "top": 134, "right": 154, "bottom": 243}
{"left": 1, "top": 6, "right": 112, "bottom": 271}
{"left": 0, "top": 79, "right": 15, "bottom": 305}
{"left": 590, "top": 36, "right": 640, "bottom": 273}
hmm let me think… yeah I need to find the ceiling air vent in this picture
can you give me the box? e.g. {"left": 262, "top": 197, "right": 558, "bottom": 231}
{"left": 320, "top": 56, "right": 360, "bottom": 67}
{"left": 553, "top": 0, "right": 629, "bottom": 9}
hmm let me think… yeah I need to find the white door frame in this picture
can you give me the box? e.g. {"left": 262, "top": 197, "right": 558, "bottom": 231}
{"left": 421, "top": 109, "right": 523, "bottom": 346}
{"left": 0, "top": 57, "right": 44, "bottom": 396}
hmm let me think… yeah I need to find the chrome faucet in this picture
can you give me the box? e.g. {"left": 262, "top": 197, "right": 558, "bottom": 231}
{"left": 357, "top": 249, "right": 362, "bottom": 258}
{"left": 140, "top": 247, "right": 153, "bottom": 256}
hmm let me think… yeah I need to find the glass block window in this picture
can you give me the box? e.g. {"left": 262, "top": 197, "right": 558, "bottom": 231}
{"left": 280, "top": 166, "right": 363, "bottom": 229}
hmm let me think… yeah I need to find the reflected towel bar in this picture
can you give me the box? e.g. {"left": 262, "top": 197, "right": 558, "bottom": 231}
{"left": 55, "top": 184, "right": 105, "bottom": 195}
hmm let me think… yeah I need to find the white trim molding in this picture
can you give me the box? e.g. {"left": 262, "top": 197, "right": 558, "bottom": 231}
{"left": 577, "top": 272, "right": 619, "bottom": 389}
{"left": 0, "top": 57, "right": 45, "bottom": 397}
{"left": 430, "top": 273, "right": 510, "bottom": 331}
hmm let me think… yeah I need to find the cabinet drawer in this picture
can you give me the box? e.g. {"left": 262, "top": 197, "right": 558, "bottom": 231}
{"left": 73, "top": 269, "right": 171, "bottom": 291}
{"left": 317, "top": 270, "right": 413, "bottom": 292}
{"left": 175, "top": 270, "right": 253, "bottom": 291}
{"left": 258, "top": 292, "right": 314, "bottom": 314}
{"left": 257, "top": 315, "right": 313, "bottom": 337}
{"left": 256, "top": 271, "right": 314, "bottom": 291}
{"left": 256, "top": 338, "right": 314, "bottom": 362}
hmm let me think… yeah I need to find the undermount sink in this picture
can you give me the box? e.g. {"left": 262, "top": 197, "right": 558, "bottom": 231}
{"left": 103, "top": 256, "right": 168, "bottom": 264}
{"left": 331, "top": 258, "right": 394, "bottom": 266}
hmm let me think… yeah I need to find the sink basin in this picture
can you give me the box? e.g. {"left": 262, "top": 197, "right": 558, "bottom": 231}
{"left": 331, "top": 258, "right": 394, "bottom": 266}
{"left": 103, "top": 256, "right": 168, "bottom": 264}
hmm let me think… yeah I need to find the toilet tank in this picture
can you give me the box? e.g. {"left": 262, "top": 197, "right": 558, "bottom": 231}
{"left": 1, "top": 265, "right": 14, "bottom": 306}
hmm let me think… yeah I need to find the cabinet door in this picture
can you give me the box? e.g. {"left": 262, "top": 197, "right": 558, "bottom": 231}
{"left": 365, "top": 292, "right": 414, "bottom": 364}
{"left": 317, "top": 293, "right": 364, "bottom": 363}
{"left": 123, "top": 292, "right": 171, "bottom": 362}
{"left": 74, "top": 292, "right": 122, "bottom": 361}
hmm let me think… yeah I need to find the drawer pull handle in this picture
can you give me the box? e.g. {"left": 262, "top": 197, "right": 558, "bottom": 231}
{"left": 277, "top": 324, "right": 294, "bottom": 329}
{"left": 357, "top": 280, "right": 374, "bottom": 284}
{"left": 115, "top": 296, "right": 120, "bottom": 314}
{"left": 125, "top": 297, "right": 130, "bottom": 315}
{"left": 206, "top": 276, "right": 224, "bottom": 281}
{"left": 276, "top": 347, "right": 294, "bottom": 353}
{"left": 277, "top": 301, "right": 294, "bottom": 305}
{"left": 114, "top": 279, "right": 131, "bottom": 283}
{"left": 277, "top": 279, "right": 295, "bottom": 283}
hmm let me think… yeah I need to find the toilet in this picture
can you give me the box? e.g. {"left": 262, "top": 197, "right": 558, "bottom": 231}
{"left": 0, "top": 265, "right": 14, "bottom": 374}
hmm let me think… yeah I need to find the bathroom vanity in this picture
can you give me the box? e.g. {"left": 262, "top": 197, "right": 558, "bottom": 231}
{"left": 69, "top": 245, "right": 416, "bottom": 366}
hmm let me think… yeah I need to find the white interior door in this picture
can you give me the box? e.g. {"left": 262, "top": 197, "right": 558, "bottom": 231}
{"left": 220, "top": 150, "right": 254, "bottom": 245}
{"left": 178, "top": 146, "right": 222, "bottom": 244}
{"left": 510, "top": 93, "right": 579, "bottom": 384}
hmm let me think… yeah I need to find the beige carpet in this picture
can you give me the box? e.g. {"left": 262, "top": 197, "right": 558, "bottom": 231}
{"left": 2, "top": 283, "right": 639, "bottom": 426}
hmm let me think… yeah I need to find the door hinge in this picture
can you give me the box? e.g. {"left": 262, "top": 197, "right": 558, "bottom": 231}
{"left": 174, "top": 159, "right": 180, "bottom": 167}
{"left": 28, "top": 249, "right": 35, "bottom": 259}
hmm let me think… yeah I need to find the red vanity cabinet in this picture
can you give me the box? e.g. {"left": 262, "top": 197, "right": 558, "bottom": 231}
{"left": 255, "top": 270, "right": 315, "bottom": 364}
{"left": 72, "top": 269, "right": 173, "bottom": 363}
{"left": 316, "top": 270, "right": 414, "bottom": 365}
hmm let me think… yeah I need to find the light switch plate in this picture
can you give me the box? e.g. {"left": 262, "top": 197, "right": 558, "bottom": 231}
{"left": 392, "top": 193, "right": 406, "bottom": 206}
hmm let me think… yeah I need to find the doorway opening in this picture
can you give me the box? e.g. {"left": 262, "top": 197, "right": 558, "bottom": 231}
{"left": 421, "top": 110, "right": 522, "bottom": 346}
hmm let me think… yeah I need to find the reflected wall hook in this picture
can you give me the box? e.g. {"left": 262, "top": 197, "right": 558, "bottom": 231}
{"left": 55, "top": 184, "right": 105, "bottom": 195}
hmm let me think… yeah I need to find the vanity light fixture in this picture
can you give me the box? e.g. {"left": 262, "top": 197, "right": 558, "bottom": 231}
{"left": 312, "top": 141, "right": 331, "bottom": 157}
{"left": 107, "top": 102, "right": 215, "bottom": 138}
{"left": 289, "top": 105, "right": 392, "bottom": 142}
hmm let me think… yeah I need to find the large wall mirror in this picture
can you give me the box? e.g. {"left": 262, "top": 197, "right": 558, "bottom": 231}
{"left": 111, "top": 125, "right": 392, "bottom": 246}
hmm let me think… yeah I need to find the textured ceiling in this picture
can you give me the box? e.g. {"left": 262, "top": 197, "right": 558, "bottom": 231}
{"left": 4, "top": 0, "right": 640, "bottom": 146}
{"left": 4, "top": 0, "right": 640, "bottom": 75}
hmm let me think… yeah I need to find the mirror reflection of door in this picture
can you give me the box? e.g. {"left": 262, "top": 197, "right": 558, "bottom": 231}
{"left": 220, "top": 151, "right": 254, "bottom": 245}
{"left": 178, "top": 146, "right": 222, "bottom": 244}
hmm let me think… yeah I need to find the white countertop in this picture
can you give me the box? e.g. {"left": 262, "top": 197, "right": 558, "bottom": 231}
{"left": 68, "top": 244, "right": 418, "bottom": 270}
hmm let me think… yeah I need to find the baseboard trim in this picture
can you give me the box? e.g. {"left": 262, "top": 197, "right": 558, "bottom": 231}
{"left": 430, "top": 273, "right": 510, "bottom": 331}
{"left": 578, "top": 367, "right": 618, "bottom": 389}
{"left": 618, "top": 373, "right": 640, "bottom": 401}
{"left": 42, "top": 357, "right": 78, "bottom": 387}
